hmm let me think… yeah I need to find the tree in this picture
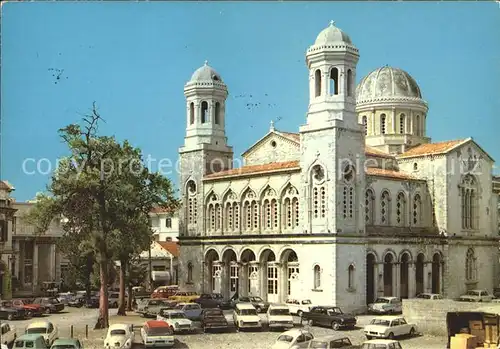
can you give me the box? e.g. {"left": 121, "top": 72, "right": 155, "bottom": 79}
{"left": 24, "top": 103, "right": 178, "bottom": 328}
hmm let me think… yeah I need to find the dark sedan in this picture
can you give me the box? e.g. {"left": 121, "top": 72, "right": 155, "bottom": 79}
{"left": 33, "top": 297, "right": 65, "bottom": 313}
{"left": 195, "top": 293, "right": 231, "bottom": 309}
{"left": 200, "top": 308, "right": 229, "bottom": 332}
{"left": 0, "top": 305, "right": 26, "bottom": 320}
{"left": 84, "top": 297, "right": 100, "bottom": 308}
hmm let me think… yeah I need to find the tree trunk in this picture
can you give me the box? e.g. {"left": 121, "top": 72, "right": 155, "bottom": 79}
{"left": 117, "top": 258, "right": 127, "bottom": 316}
{"left": 85, "top": 254, "right": 93, "bottom": 301}
{"left": 94, "top": 257, "right": 110, "bottom": 329}
{"left": 126, "top": 283, "right": 133, "bottom": 312}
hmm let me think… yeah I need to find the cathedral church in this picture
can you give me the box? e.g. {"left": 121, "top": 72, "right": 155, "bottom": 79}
{"left": 177, "top": 21, "right": 499, "bottom": 313}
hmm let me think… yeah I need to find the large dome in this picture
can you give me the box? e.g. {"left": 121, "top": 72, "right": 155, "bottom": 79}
{"left": 314, "top": 20, "right": 352, "bottom": 45}
{"left": 189, "top": 61, "right": 223, "bottom": 82}
{"left": 356, "top": 66, "right": 422, "bottom": 103}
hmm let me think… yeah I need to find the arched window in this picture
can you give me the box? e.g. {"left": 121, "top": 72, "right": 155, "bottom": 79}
{"left": 262, "top": 187, "right": 278, "bottom": 231}
{"left": 465, "top": 248, "right": 477, "bottom": 281}
{"left": 186, "top": 180, "right": 197, "bottom": 226}
{"left": 189, "top": 102, "right": 195, "bottom": 125}
{"left": 396, "top": 192, "right": 406, "bottom": 226}
{"left": 242, "top": 189, "right": 258, "bottom": 233}
{"left": 311, "top": 165, "right": 326, "bottom": 219}
{"left": 400, "top": 114, "right": 406, "bottom": 134}
{"left": 206, "top": 193, "right": 220, "bottom": 234}
{"left": 201, "top": 101, "right": 209, "bottom": 123}
{"left": 362, "top": 116, "right": 368, "bottom": 136}
{"left": 380, "top": 190, "right": 390, "bottom": 225}
{"left": 365, "top": 189, "right": 375, "bottom": 225}
{"left": 214, "top": 102, "right": 220, "bottom": 125}
{"left": 224, "top": 190, "right": 239, "bottom": 233}
{"left": 187, "top": 262, "right": 193, "bottom": 283}
{"left": 413, "top": 194, "right": 422, "bottom": 226}
{"left": 348, "top": 265, "right": 355, "bottom": 289}
{"left": 342, "top": 163, "right": 355, "bottom": 220}
{"left": 313, "top": 265, "right": 321, "bottom": 289}
{"left": 461, "top": 175, "right": 477, "bottom": 230}
{"left": 346, "top": 69, "right": 353, "bottom": 97}
{"left": 330, "top": 67, "right": 339, "bottom": 95}
{"left": 380, "top": 114, "right": 387, "bottom": 134}
{"left": 282, "top": 185, "right": 300, "bottom": 231}
{"left": 314, "top": 69, "right": 322, "bottom": 97}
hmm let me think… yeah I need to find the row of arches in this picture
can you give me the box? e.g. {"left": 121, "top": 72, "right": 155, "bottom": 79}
{"left": 366, "top": 250, "right": 443, "bottom": 304}
{"left": 188, "top": 101, "right": 222, "bottom": 125}
{"left": 360, "top": 113, "right": 424, "bottom": 137}
{"left": 314, "top": 67, "right": 354, "bottom": 98}
{"left": 365, "top": 189, "right": 423, "bottom": 227}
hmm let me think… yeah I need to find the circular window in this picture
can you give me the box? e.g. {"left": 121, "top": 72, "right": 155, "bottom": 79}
{"left": 187, "top": 180, "right": 197, "bottom": 194}
{"left": 343, "top": 163, "right": 355, "bottom": 183}
{"left": 270, "top": 140, "right": 277, "bottom": 148}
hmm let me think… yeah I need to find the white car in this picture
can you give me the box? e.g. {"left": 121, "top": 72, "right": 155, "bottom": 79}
{"left": 1, "top": 323, "right": 16, "bottom": 347}
{"left": 416, "top": 293, "right": 443, "bottom": 300}
{"left": 104, "top": 323, "right": 135, "bottom": 349}
{"left": 157, "top": 309, "right": 194, "bottom": 333}
{"left": 367, "top": 297, "right": 402, "bottom": 314}
{"left": 271, "top": 329, "right": 314, "bottom": 349}
{"left": 459, "top": 289, "right": 494, "bottom": 302}
{"left": 364, "top": 316, "right": 417, "bottom": 340}
{"left": 25, "top": 321, "right": 58, "bottom": 347}
{"left": 361, "top": 339, "right": 403, "bottom": 349}
{"left": 141, "top": 320, "right": 175, "bottom": 348}
{"left": 285, "top": 299, "right": 313, "bottom": 317}
{"left": 232, "top": 303, "right": 262, "bottom": 331}
{"left": 267, "top": 304, "right": 294, "bottom": 329}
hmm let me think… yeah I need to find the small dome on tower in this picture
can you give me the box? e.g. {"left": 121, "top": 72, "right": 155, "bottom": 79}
{"left": 356, "top": 66, "right": 422, "bottom": 103}
{"left": 314, "top": 20, "right": 352, "bottom": 45}
{"left": 189, "top": 61, "right": 223, "bottom": 82}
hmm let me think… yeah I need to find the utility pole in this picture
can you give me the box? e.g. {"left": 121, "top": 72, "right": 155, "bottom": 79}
{"left": 147, "top": 238, "right": 153, "bottom": 292}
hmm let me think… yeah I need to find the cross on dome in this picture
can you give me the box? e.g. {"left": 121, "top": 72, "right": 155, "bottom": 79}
{"left": 329, "top": 20, "right": 335, "bottom": 26}
{"left": 204, "top": 60, "right": 208, "bottom": 66}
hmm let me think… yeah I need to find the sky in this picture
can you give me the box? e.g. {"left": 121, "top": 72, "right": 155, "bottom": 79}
{"left": 1, "top": 1, "right": 499, "bottom": 201}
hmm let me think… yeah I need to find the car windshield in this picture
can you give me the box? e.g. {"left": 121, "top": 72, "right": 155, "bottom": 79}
{"left": 277, "top": 335, "right": 293, "bottom": 343}
{"left": 26, "top": 327, "right": 48, "bottom": 334}
{"left": 467, "top": 291, "right": 480, "bottom": 296}
{"left": 310, "top": 341, "right": 328, "bottom": 348}
{"left": 270, "top": 309, "right": 290, "bottom": 316}
{"left": 110, "top": 329, "right": 127, "bottom": 336}
{"left": 52, "top": 346, "right": 78, "bottom": 349}
{"left": 169, "top": 312, "right": 186, "bottom": 319}
{"left": 361, "top": 344, "right": 390, "bottom": 349}
{"left": 374, "top": 298, "right": 389, "bottom": 303}
{"left": 302, "top": 300, "right": 312, "bottom": 304}
{"left": 48, "top": 298, "right": 60, "bottom": 304}
{"left": 147, "top": 327, "right": 173, "bottom": 335}
{"left": 15, "top": 341, "right": 34, "bottom": 348}
{"left": 370, "top": 319, "right": 390, "bottom": 326}
{"left": 205, "top": 310, "right": 223, "bottom": 316}
{"left": 240, "top": 309, "right": 257, "bottom": 315}
{"left": 250, "top": 297, "right": 263, "bottom": 302}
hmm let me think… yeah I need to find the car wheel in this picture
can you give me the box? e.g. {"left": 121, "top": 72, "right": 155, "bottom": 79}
{"left": 388, "top": 332, "right": 395, "bottom": 339}
{"left": 409, "top": 327, "right": 416, "bottom": 336}
{"left": 366, "top": 335, "right": 372, "bottom": 340}
{"left": 7, "top": 313, "right": 13, "bottom": 321}
{"left": 255, "top": 307, "right": 261, "bottom": 313}
{"left": 331, "top": 321, "right": 340, "bottom": 331}
{"left": 297, "top": 310, "right": 303, "bottom": 317}
{"left": 45, "top": 308, "right": 51, "bottom": 314}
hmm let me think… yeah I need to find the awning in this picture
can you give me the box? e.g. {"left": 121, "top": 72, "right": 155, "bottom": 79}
{"left": 152, "top": 271, "right": 171, "bottom": 281}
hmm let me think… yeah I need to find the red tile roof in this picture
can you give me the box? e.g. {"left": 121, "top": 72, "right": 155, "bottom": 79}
{"left": 158, "top": 242, "right": 180, "bottom": 257}
{"left": 365, "top": 146, "right": 395, "bottom": 159}
{"left": 150, "top": 206, "right": 175, "bottom": 214}
{"left": 204, "top": 160, "right": 300, "bottom": 179}
{"left": 276, "top": 131, "right": 300, "bottom": 143}
{"left": 366, "top": 167, "right": 417, "bottom": 180}
{"left": 398, "top": 139, "right": 469, "bottom": 159}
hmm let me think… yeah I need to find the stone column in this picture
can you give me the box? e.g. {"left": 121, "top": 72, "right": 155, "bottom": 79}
{"left": 409, "top": 263, "right": 416, "bottom": 298}
{"left": 394, "top": 263, "right": 400, "bottom": 298}
{"left": 32, "top": 243, "right": 39, "bottom": 292}
{"left": 376, "top": 263, "right": 383, "bottom": 297}
{"left": 424, "top": 263, "right": 432, "bottom": 293}
{"left": 49, "top": 244, "right": 56, "bottom": 281}
{"left": 13, "top": 241, "right": 20, "bottom": 278}
{"left": 391, "top": 108, "right": 396, "bottom": 133}
{"left": 371, "top": 110, "right": 376, "bottom": 136}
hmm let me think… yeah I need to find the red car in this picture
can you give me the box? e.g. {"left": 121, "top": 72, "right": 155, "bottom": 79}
{"left": 10, "top": 299, "right": 46, "bottom": 316}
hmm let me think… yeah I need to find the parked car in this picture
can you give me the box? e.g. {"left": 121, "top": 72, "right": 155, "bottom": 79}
{"left": 68, "top": 295, "right": 85, "bottom": 308}
{"left": 301, "top": 306, "right": 356, "bottom": 330}
{"left": 416, "top": 293, "right": 443, "bottom": 300}
{"left": 104, "top": 324, "right": 134, "bottom": 349}
{"left": 141, "top": 320, "right": 175, "bottom": 348}
{"left": 108, "top": 292, "right": 120, "bottom": 308}
{"left": 136, "top": 299, "right": 171, "bottom": 317}
{"left": 13, "top": 334, "right": 48, "bottom": 349}
{"left": 0, "top": 302, "right": 27, "bottom": 320}
{"left": 84, "top": 297, "right": 99, "bottom": 308}
{"left": 285, "top": 299, "right": 313, "bottom": 317}
{"left": 151, "top": 285, "right": 179, "bottom": 299}
{"left": 459, "top": 289, "right": 494, "bottom": 302}
{"left": 11, "top": 299, "right": 46, "bottom": 316}
{"left": 367, "top": 297, "right": 402, "bottom": 314}
{"left": 33, "top": 297, "right": 65, "bottom": 313}
{"left": 267, "top": 304, "right": 294, "bottom": 330}
{"left": 174, "top": 303, "right": 203, "bottom": 321}
{"left": 232, "top": 296, "right": 270, "bottom": 313}
{"left": 25, "top": 321, "right": 59, "bottom": 347}
{"left": 195, "top": 293, "right": 231, "bottom": 309}
{"left": 233, "top": 303, "right": 262, "bottom": 331}
{"left": 298, "top": 336, "right": 356, "bottom": 348}
{"left": 157, "top": 309, "right": 195, "bottom": 333}
{"left": 364, "top": 316, "right": 417, "bottom": 340}
{"left": 50, "top": 338, "right": 84, "bottom": 349}
{"left": 200, "top": 308, "right": 229, "bottom": 332}
{"left": 56, "top": 293, "right": 73, "bottom": 305}
{"left": 168, "top": 291, "right": 200, "bottom": 303}
{"left": 271, "top": 329, "right": 314, "bottom": 349}
{"left": 360, "top": 339, "right": 403, "bottom": 349}
{"left": 1, "top": 323, "right": 17, "bottom": 348}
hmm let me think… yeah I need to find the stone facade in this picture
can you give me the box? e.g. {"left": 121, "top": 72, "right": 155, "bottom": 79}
{"left": 178, "top": 22, "right": 499, "bottom": 313}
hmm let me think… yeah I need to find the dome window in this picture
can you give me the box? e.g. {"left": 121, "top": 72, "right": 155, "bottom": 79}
{"left": 201, "top": 101, "right": 209, "bottom": 123}
{"left": 380, "top": 114, "right": 387, "bottom": 134}
{"left": 400, "top": 114, "right": 406, "bottom": 134}
{"left": 330, "top": 67, "right": 339, "bottom": 95}
{"left": 212, "top": 75, "right": 220, "bottom": 81}
{"left": 314, "top": 69, "right": 322, "bottom": 97}
{"left": 362, "top": 116, "right": 367, "bottom": 136}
